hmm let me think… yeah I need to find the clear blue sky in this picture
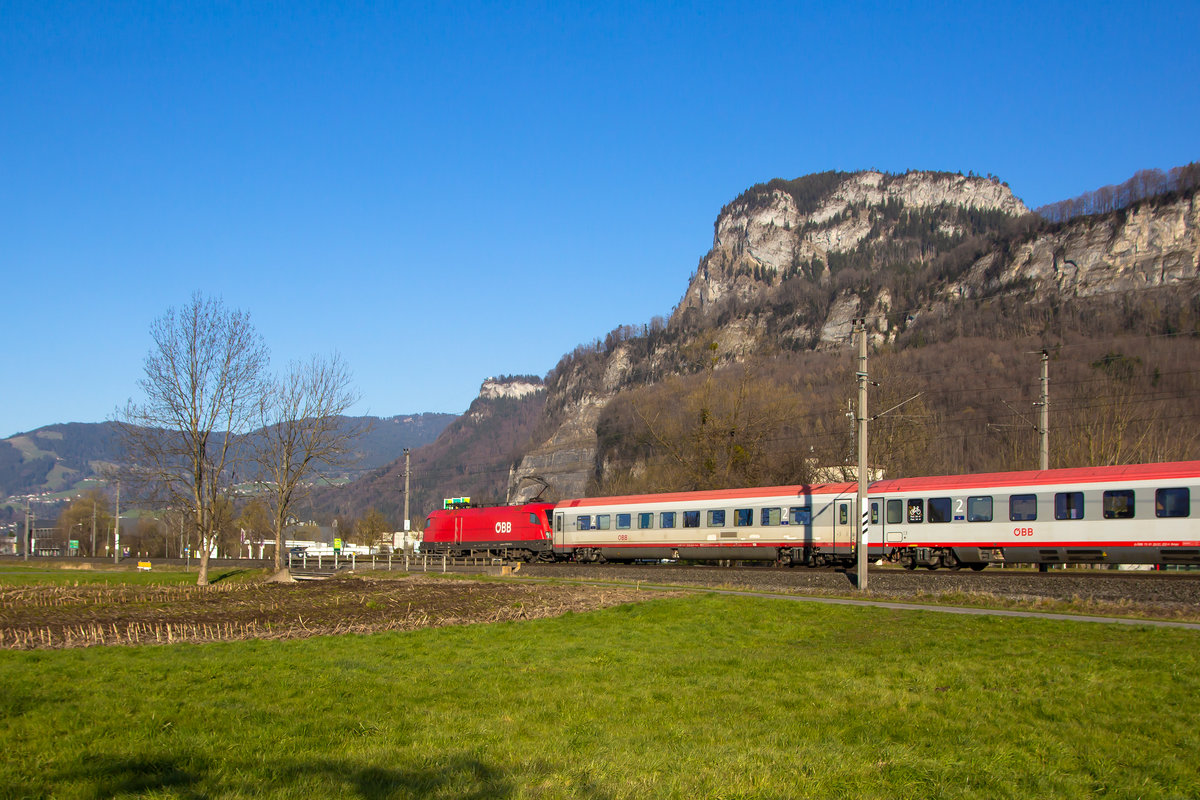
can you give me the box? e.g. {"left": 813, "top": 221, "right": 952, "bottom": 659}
{"left": 3, "top": 1, "right": 1198, "bottom": 438}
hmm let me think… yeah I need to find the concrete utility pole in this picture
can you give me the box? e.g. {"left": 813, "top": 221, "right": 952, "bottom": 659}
{"left": 113, "top": 483, "right": 120, "bottom": 564}
{"left": 1039, "top": 350, "right": 1049, "bottom": 471}
{"left": 91, "top": 500, "right": 97, "bottom": 558}
{"left": 403, "top": 448, "right": 411, "bottom": 537}
{"left": 24, "top": 500, "right": 30, "bottom": 561}
{"left": 855, "top": 320, "right": 870, "bottom": 592}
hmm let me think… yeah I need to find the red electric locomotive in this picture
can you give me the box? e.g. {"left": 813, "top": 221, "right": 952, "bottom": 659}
{"left": 420, "top": 502, "right": 555, "bottom": 561}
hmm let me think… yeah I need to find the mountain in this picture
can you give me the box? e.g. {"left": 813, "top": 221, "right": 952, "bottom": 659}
{"left": 29, "top": 166, "right": 1192, "bottom": 528}
{"left": 503, "top": 168, "right": 1200, "bottom": 500}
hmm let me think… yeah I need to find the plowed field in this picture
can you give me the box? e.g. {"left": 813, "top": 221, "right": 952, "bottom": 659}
{"left": 0, "top": 575, "right": 656, "bottom": 650}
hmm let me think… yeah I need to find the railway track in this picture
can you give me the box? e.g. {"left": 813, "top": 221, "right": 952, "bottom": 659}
{"left": 520, "top": 562, "right": 1200, "bottom": 618}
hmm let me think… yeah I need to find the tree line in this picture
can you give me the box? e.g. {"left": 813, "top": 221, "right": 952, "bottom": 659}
{"left": 1035, "top": 162, "right": 1200, "bottom": 224}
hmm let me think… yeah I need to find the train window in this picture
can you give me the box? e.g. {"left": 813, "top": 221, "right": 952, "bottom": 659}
{"left": 907, "top": 499, "right": 924, "bottom": 524}
{"left": 839, "top": 504, "right": 849, "bottom": 525}
{"left": 790, "top": 506, "right": 812, "bottom": 525}
{"left": 556, "top": 515, "right": 562, "bottom": 533}
{"left": 616, "top": 513, "right": 631, "bottom": 530}
{"left": 735, "top": 509, "right": 753, "bottom": 526}
{"left": 708, "top": 509, "right": 726, "bottom": 527}
{"left": 1102, "top": 490, "right": 1135, "bottom": 520}
{"left": 638, "top": 512, "right": 654, "bottom": 529}
{"left": 1055, "top": 492, "right": 1085, "bottom": 521}
{"left": 544, "top": 510, "right": 554, "bottom": 526}
{"left": 683, "top": 511, "right": 700, "bottom": 528}
{"left": 529, "top": 513, "right": 540, "bottom": 527}
{"left": 761, "top": 508, "right": 782, "bottom": 526}
{"left": 596, "top": 514, "right": 611, "bottom": 530}
{"left": 1157, "top": 488, "right": 1190, "bottom": 518}
{"left": 869, "top": 502, "right": 879, "bottom": 525}
{"left": 967, "top": 496, "right": 993, "bottom": 522}
{"left": 1010, "top": 494, "right": 1037, "bottom": 521}
{"left": 660, "top": 512, "right": 676, "bottom": 528}
{"left": 886, "top": 499, "right": 903, "bottom": 525}
{"left": 576, "top": 515, "right": 592, "bottom": 531}
{"left": 928, "top": 498, "right": 952, "bottom": 523}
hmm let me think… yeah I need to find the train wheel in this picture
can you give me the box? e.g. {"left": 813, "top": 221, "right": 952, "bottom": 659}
{"left": 903, "top": 562, "right": 916, "bottom": 571}
{"left": 969, "top": 563, "right": 987, "bottom": 571}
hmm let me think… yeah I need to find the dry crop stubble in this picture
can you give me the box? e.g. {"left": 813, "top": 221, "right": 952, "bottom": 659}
{"left": 0, "top": 574, "right": 662, "bottom": 650}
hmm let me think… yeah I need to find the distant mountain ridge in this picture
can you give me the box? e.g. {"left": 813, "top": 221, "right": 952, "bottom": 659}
{"left": 0, "top": 413, "right": 456, "bottom": 503}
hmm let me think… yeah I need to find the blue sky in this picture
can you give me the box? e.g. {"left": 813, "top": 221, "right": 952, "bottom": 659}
{"left": 3, "top": 1, "right": 1198, "bottom": 438}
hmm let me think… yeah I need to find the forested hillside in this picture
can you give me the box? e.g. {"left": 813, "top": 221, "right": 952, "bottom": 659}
{"left": 594, "top": 290, "right": 1200, "bottom": 494}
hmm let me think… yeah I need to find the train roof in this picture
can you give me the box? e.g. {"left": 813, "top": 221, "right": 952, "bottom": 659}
{"left": 557, "top": 482, "right": 855, "bottom": 509}
{"left": 427, "top": 502, "right": 554, "bottom": 516}
{"left": 554, "top": 462, "right": 1200, "bottom": 509}
{"left": 869, "top": 461, "right": 1200, "bottom": 493}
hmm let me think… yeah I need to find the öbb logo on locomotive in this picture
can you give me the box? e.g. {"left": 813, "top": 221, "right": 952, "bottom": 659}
{"left": 420, "top": 461, "right": 1199, "bottom": 571}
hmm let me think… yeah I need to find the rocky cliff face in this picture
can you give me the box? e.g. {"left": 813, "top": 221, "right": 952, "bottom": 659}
{"left": 507, "top": 172, "right": 1200, "bottom": 502}
{"left": 678, "top": 171, "right": 1027, "bottom": 324}
{"left": 958, "top": 193, "right": 1199, "bottom": 300}
{"left": 478, "top": 377, "right": 544, "bottom": 402}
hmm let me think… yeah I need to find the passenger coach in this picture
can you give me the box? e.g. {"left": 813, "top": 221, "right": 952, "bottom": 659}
{"left": 553, "top": 483, "right": 858, "bottom": 565}
{"left": 868, "top": 461, "right": 1200, "bottom": 570}
{"left": 550, "top": 461, "right": 1200, "bottom": 569}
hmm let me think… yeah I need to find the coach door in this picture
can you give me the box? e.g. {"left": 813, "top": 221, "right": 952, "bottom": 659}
{"left": 867, "top": 497, "right": 883, "bottom": 555}
{"left": 831, "top": 497, "right": 854, "bottom": 556}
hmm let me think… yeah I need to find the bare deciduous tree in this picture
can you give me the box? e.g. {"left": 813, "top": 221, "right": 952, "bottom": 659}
{"left": 356, "top": 507, "right": 390, "bottom": 550}
{"left": 254, "top": 354, "right": 364, "bottom": 574}
{"left": 118, "top": 293, "right": 268, "bottom": 585}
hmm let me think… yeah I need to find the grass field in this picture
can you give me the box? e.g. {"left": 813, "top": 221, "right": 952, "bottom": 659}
{"left": 2, "top": 589, "right": 1198, "bottom": 799}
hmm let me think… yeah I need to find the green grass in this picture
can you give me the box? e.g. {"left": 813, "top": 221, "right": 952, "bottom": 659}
{"left": 2, "top": 594, "right": 1198, "bottom": 799}
{"left": 0, "top": 564, "right": 266, "bottom": 587}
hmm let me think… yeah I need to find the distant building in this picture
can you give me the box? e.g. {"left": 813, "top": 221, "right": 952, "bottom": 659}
{"left": 18, "top": 519, "right": 62, "bottom": 556}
